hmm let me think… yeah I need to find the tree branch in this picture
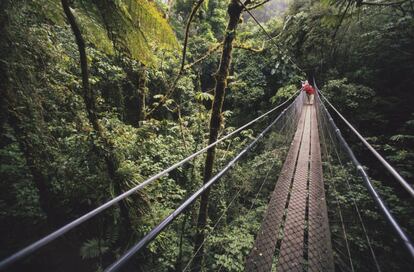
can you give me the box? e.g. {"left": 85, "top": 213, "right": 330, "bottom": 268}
{"left": 244, "top": 0, "right": 271, "bottom": 11}
{"left": 233, "top": 42, "right": 264, "bottom": 52}
{"left": 184, "top": 43, "right": 223, "bottom": 69}
{"left": 332, "top": 0, "right": 352, "bottom": 40}
{"left": 147, "top": 0, "right": 205, "bottom": 116}
{"left": 360, "top": 0, "right": 409, "bottom": 6}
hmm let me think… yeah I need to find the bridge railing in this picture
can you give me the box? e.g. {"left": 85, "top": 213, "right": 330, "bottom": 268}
{"left": 314, "top": 89, "right": 414, "bottom": 271}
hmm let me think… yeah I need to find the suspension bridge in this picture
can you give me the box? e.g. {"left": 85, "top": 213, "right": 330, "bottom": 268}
{"left": 0, "top": 83, "right": 413, "bottom": 271}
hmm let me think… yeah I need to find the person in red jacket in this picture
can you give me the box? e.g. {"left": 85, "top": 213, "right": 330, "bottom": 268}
{"left": 302, "top": 80, "right": 315, "bottom": 104}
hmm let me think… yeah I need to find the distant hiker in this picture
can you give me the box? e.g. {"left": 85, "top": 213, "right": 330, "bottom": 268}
{"left": 302, "top": 80, "right": 315, "bottom": 104}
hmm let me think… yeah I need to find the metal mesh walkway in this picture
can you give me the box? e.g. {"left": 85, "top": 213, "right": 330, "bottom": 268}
{"left": 246, "top": 104, "right": 334, "bottom": 271}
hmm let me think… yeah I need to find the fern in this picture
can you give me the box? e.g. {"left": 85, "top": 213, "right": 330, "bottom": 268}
{"left": 33, "top": 0, "right": 178, "bottom": 65}
{"left": 80, "top": 239, "right": 109, "bottom": 260}
{"left": 390, "top": 134, "right": 414, "bottom": 142}
{"left": 195, "top": 91, "right": 214, "bottom": 102}
{"left": 89, "top": 0, "right": 179, "bottom": 65}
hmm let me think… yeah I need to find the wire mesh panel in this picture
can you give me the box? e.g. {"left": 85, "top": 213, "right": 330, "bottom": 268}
{"left": 245, "top": 100, "right": 307, "bottom": 271}
{"left": 308, "top": 105, "right": 334, "bottom": 272}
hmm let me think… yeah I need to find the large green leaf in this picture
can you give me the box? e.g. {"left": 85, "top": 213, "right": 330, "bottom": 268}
{"left": 36, "top": 0, "right": 179, "bottom": 65}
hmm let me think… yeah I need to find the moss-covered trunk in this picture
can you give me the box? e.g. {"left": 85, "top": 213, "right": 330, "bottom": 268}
{"left": 61, "top": 0, "right": 132, "bottom": 230}
{"left": 192, "top": 0, "right": 246, "bottom": 270}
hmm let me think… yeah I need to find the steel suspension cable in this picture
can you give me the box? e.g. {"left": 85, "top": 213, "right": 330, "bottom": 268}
{"left": 183, "top": 184, "right": 243, "bottom": 272}
{"left": 316, "top": 94, "right": 381, "bottom": 271}
{"left": 104, "top": 94, "right": 302, "bottom": 272}
{"left": 317, "top": 88, "right": 414, "bottom": 198}
{"left": 316, "top": 90, "right": 414, "bottom": 259}
{"left": 0, "top": 91, "right": 300, "bottom": 270}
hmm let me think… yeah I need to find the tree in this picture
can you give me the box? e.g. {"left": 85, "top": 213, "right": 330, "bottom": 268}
{"left": 192, "top": 0, "right": 254, "bottom": 270}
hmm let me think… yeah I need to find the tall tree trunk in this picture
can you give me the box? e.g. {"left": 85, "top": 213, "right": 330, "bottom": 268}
{"left": 192, "top": 1, "right": 246, "bottom": 270}
{"left": 61, "top": 0, "right": 132, "bottom": 229}
{"left": 61, "top": 0, "right": 99, "bottom": 133}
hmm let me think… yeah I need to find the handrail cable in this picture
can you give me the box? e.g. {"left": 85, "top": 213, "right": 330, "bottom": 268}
{"left": 0, "top": 91, "right": 299, "bottom": 270}
{"left": 316, "top": 90, "right": 414, "bottom": 259}
{"left": 183, "top": 183, "right": 243, "bottom": 272}
{"left": 237, "top": 0, "right": 305, "bottom": 74}
{"left": 104, "top": 93, "right": 302, "bottom": 272}
{"left": 316, "top": 86, "right": 414, "bottom": 198}
{"left": 317, "top": 94, "right": 379, "bottom": 271}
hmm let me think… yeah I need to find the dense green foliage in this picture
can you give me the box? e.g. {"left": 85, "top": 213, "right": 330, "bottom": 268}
{"left": 0, "top": 0, "right": 413, "bottom": 271}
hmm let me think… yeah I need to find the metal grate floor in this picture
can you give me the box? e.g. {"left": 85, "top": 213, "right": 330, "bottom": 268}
{"left": 246, "top": 104, "right": 334, "bottom": 272}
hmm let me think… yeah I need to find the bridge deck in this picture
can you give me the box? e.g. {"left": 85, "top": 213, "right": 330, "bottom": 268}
{"left": 246, "top": 104, "right": 334, "bottom": 271}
